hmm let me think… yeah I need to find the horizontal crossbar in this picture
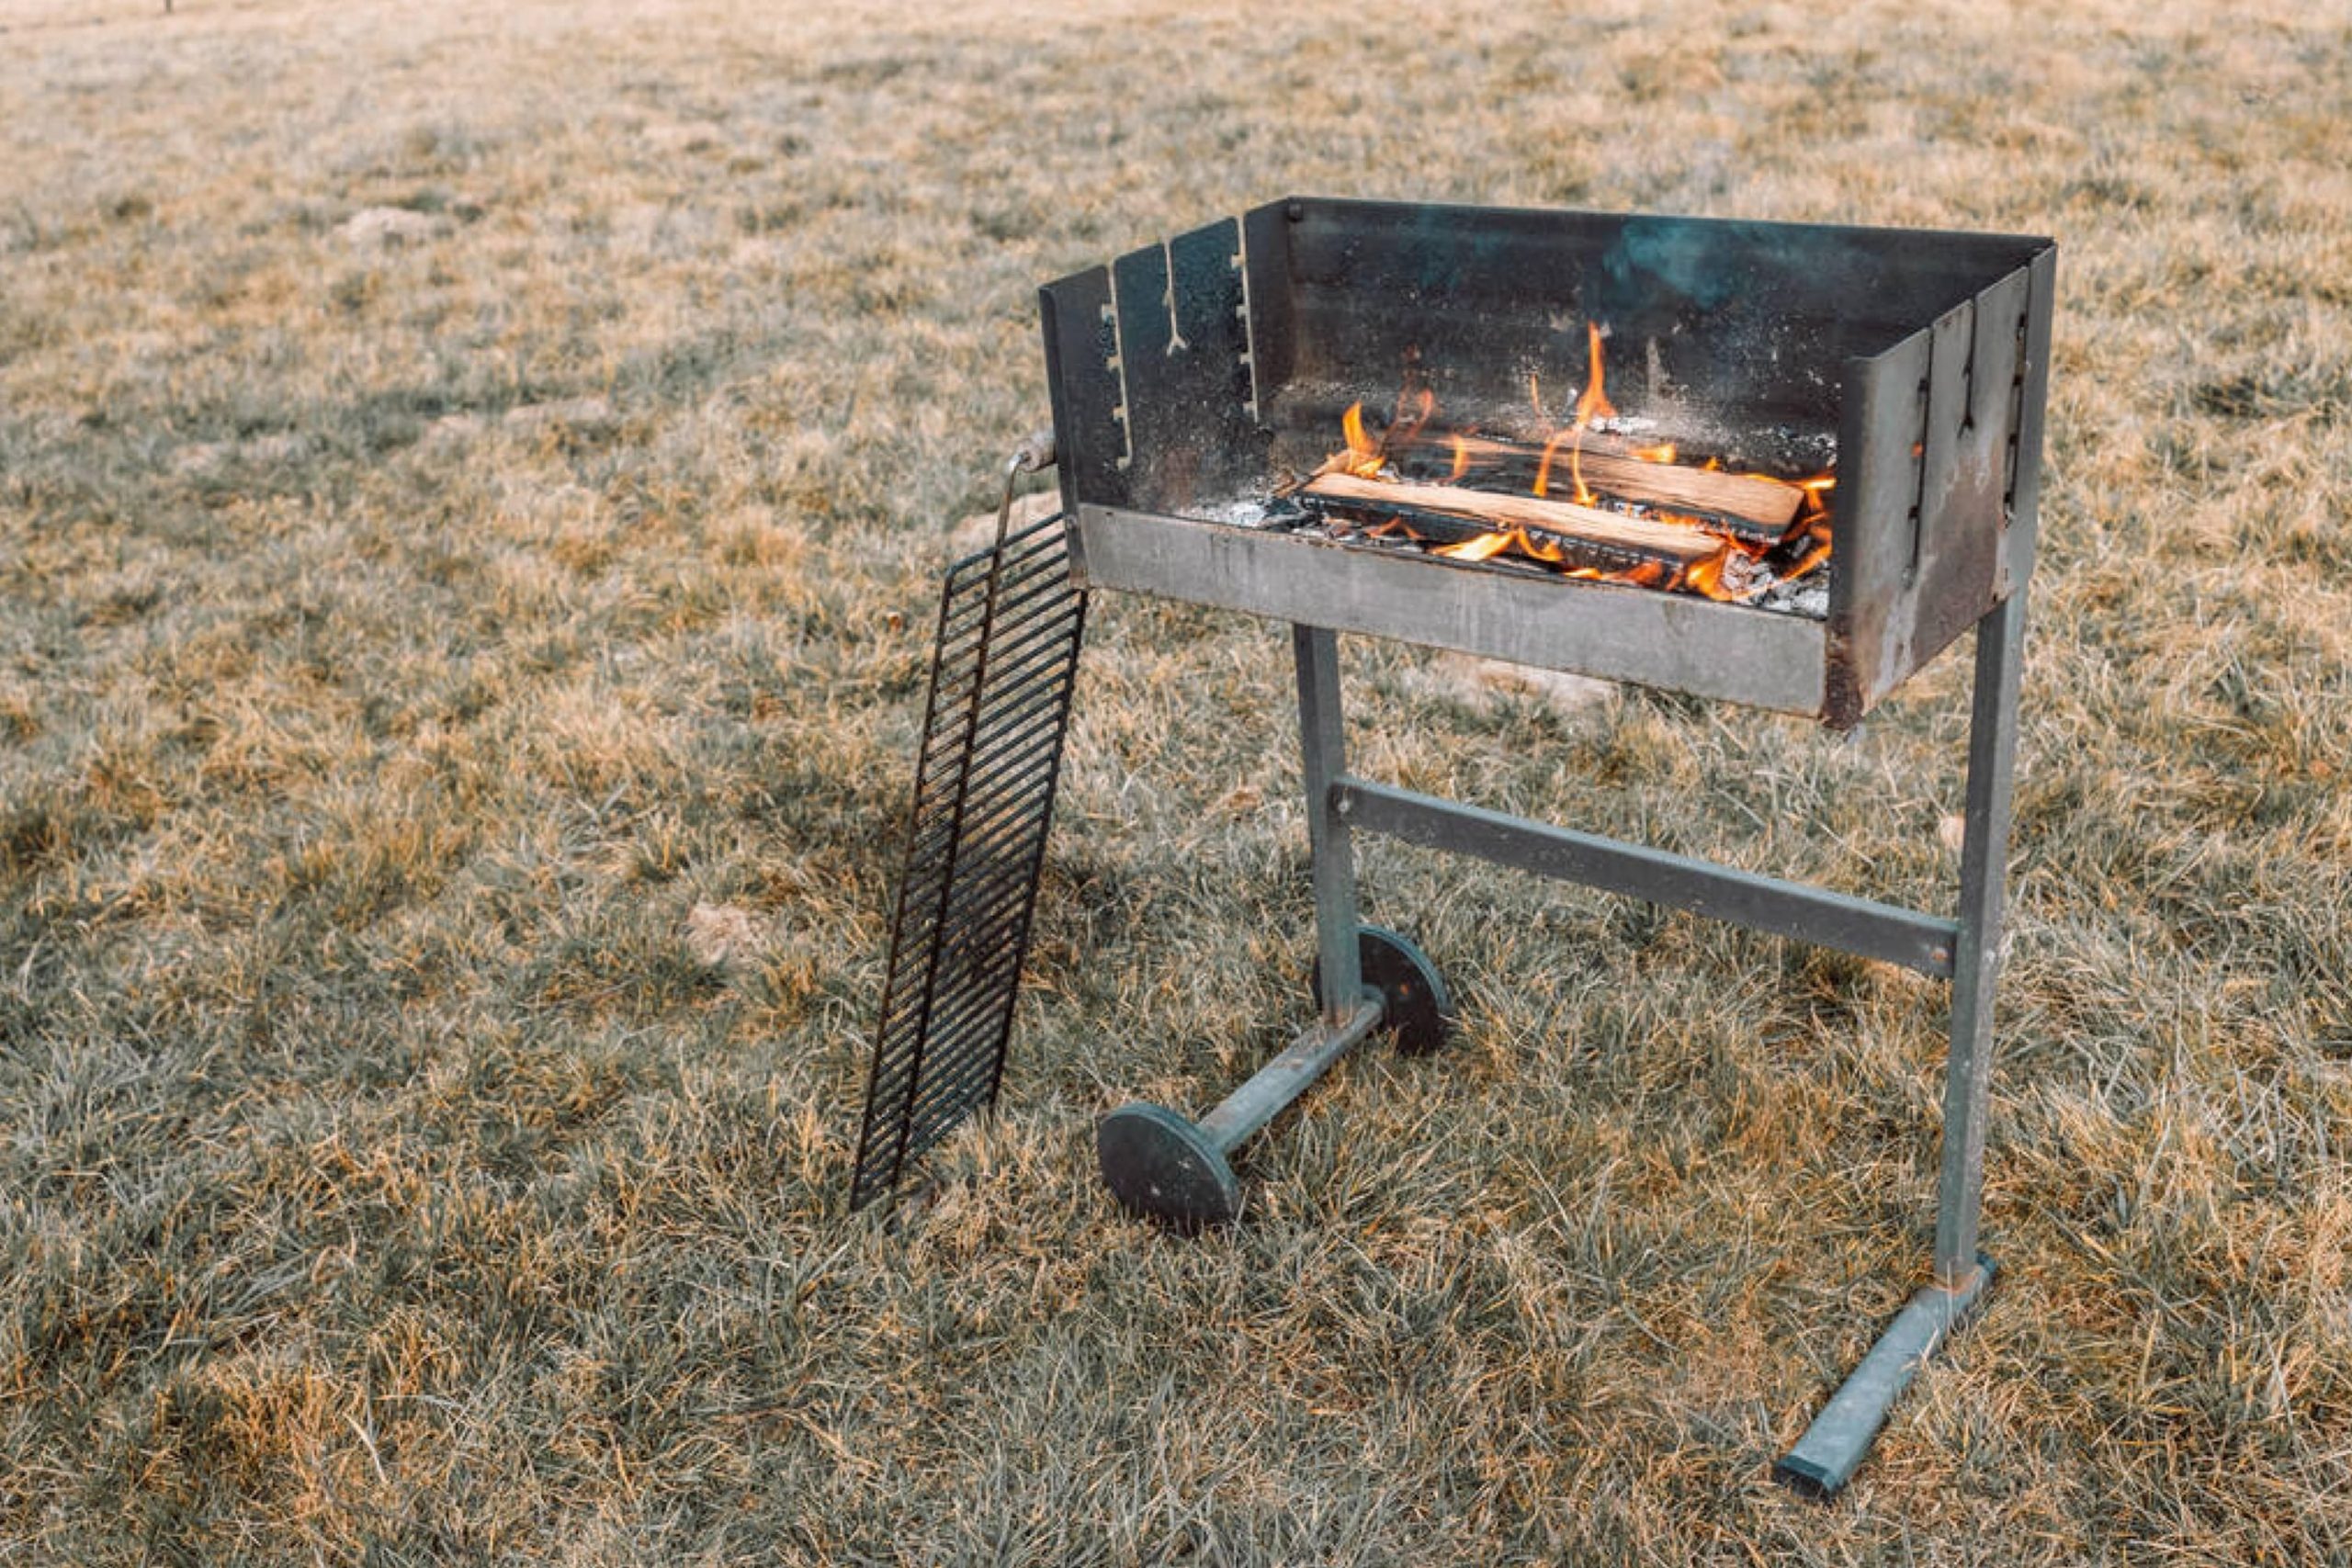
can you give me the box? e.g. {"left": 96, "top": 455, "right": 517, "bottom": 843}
{"left": 1333, "top": 778, "right": 1959, "bottom": 978}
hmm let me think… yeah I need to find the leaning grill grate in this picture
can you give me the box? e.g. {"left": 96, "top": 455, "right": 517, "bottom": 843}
{"left": 849, "top": 512, "right": 1086, "bottom": 1211}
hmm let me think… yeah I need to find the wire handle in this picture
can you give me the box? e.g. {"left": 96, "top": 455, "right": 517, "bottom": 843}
{"left": 993, "top": 429, "right": 1057, "bottom": 548}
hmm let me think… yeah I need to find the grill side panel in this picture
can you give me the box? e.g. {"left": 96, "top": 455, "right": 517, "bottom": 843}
{"left": 1829, "top": 247, "right": 2055, "bottom": 722}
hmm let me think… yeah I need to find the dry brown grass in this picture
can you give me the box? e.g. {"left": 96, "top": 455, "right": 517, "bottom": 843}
{"left": 3, "top": 0, "right": 2349, "bottom": 1561}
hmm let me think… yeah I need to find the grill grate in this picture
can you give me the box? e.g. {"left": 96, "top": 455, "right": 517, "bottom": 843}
{"left": 849, "top": 512, "right": 1086, "bottom": 1211}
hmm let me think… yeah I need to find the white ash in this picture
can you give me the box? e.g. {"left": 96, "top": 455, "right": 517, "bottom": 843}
{"left": 1757, "top": 573, "right": 1832, "bottom": 619}
{"left": 1200, "top": 498, "right": 1275, "bottom": 527}
{"left": 1589, "top": 414, "right": 1661, "bottom": 437}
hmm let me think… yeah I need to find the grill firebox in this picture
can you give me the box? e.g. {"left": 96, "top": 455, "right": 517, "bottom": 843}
{"left": 1043, "top": 198, "right": 2053, "bottom": 727}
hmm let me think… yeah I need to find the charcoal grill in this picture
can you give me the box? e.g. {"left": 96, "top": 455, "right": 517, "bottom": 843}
{"left": 855, "top": 197, "right": 2054, "bottom": 1498}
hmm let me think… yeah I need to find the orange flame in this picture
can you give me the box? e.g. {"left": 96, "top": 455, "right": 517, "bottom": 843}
{"left": 1306, "top": 348, "right": 1839, "bottom": 608}
{"left": 1679, "top": 546, "right": 1739, "bottom": 602}
{"left": 1325, "top": 401, "right": 1387, "bottom": 480}
{"left": 1533, "top": 322, "right": 1616, "bottom": 504}
{"left": 1771, "top": 471, "right": 1837, "bottom": 545}
{"left": 1780, "top": 533, "right": 1833, "bottom": 584}
{"left": 1798, "top": 473, "right": 1836, "bottom": 517}
{"left": 1573, "top": 321, "right": 1616, "bottom": 428}
{"left": 1436, "top": 530, "right": 1514, "bottom": 563}
{"left": 1531, "top": 426, "right": 1573, "bottom": 499}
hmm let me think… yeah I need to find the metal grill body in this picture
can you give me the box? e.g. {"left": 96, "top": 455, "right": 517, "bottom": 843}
{"left": 849, "top": 513, "right": 1084, "bottom": 1212}
{"left": 1031, "top": 198, "right": 2056, "bottom": 1498}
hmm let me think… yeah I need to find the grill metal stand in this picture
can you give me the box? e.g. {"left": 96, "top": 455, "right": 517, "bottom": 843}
{"left": 1096, "top": 588, "right": 2028, "bottom": 1498}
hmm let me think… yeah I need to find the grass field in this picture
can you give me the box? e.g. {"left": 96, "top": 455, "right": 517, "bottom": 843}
{"left": 4, "top": 0, "right": 2350, "bottom": 1561}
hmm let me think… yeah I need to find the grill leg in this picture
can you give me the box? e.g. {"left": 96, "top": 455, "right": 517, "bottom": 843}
{"left": 1295, "top": 624, "right": 1363, "bottom": 1023}
{"left": 1935, "top": 584, "right": 2027, "bottom": 1284}
{"left": 1777, "top": 587, "right": 2027, "bottom": 1498}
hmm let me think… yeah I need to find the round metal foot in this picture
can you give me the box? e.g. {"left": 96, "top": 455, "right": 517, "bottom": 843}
{"left": 1097, "top": 1101, "right": 1242, "bottom": 1230}
{"left": 1314, "top": 925, "right": 1455, "bottom": 1056}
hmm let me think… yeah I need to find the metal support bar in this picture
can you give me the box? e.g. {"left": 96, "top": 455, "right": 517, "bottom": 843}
{"left": 1198, "top": 997, "right": 1385, "bottom": 1149}
{"left": 1935, "top": 586, "right": 2028, "bottom": 1281}
{"left": 1295, "top": 626, "right": 1363, "bottom": 1024}
{"left": 1772, "top": 1257, "right": 1996, "bottom": 1498}
{"left": 1333, "top": 779, "right": 1960, "bottom": 977}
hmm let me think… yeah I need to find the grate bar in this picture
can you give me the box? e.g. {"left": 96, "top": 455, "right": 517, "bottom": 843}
{"left": 851, "top": 511, "right": 1087, "bottom": 1212}
{"left": 913, "top": 678, "right": 1082, "bottom": 786}
{"left": 930, "top": 612, "right": 1087, "bottom": 709}
{"left": 917, "top": 650, "right": 1080, "bottom": 758}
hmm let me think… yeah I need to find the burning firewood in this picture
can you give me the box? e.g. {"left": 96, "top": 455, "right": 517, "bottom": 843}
{"left": 1390, "top": 431, "right": 1806, "bottom": 537}
{"left": 1301, "top": 472, "right": 1724, "bottom": 568}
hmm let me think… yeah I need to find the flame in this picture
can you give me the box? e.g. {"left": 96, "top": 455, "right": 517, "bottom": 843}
{"left": 1679, "top": 543, "right": 1762, "bottom": 602}
{"left": 1567, "top": 322, "right": 1616, "bottom": 506}
{"left": 1630, "top": 442, "right": 1678, "bottom": 464}
{"left": 1563, "top": 560, "right": 1668, "bottom": 588}
{"left": 1780, "top": 531, "right": 1833, "bottom": 584}
{"left": 1772, "top": 470, "right": 1837, "bottom": 545}
{"left": 1435, "top": 526, "right": 1570, "bottom": 567}
{"left": 1680, "top": 550, "right": 1728, "bottom": 600}
{"left": 1325, "top": 401, "right": 1387, "bottom": 480}
{"left": 1436, "top": 530, "right": 1514, "bottom": 563}
{"left": 1573, "top": 321, "right": 1616, "bottom": 428}
{"left": 1533, "top": 322, "right": 1616, "bottom": 503}
{"left": 1531, "top": 426, "right": 1574, "bottom": 499}
{"left": 1798, "top": 473, "right": 1836, "bottom": 517}
{"left": 1449, "top": 434, "right": 1471, "bottom": 480}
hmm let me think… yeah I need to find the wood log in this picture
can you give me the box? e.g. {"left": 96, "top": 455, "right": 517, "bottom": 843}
{"left": 1393, "top": 432, "right": 1805, "bottom": 536}
{"left": 1301, "top": 473, "right": 1724, "bottom": 567}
